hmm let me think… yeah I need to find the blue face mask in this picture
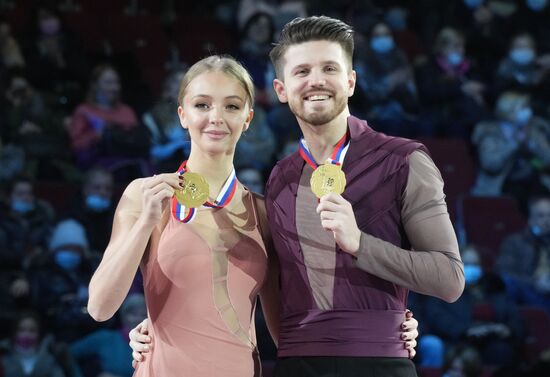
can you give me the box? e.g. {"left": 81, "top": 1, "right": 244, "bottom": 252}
{"left": 464, "top": 0, "right": 483, "bottom": 8}
{"left": 510, "top": 48, "right": 535, "bottom": 65}
{"left": 446, "top": 52, "right": 463, "bottom": 66}
{"left": 515, "top": 107, "right": 532, "bottom": 124}
{"left": 85, "top": 195, "right": 111, "bottom": 212}
{"left": 11, "top": 200, "right": 35, "bottom": 214}
{"left": 531, "top": 225, "right": 543, "bottom": 236}
{"left": 464, "top": 264, "right": 483, "bottom": 285}
{"left": 527, "top": 0, "right": 548, "bottom": 11}
{"left": 55, "top": 250, "right": 82, "bottom": 270}
{"left": 371, "top": 36, "right": 394, "bottom": 54}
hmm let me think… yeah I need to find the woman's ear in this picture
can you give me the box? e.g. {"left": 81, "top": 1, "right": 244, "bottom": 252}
{"left": 243, "top": 109, "right": 254, "bottom": 132}
{"left": 177, "top": 106, "right": 187, "bottom": 129}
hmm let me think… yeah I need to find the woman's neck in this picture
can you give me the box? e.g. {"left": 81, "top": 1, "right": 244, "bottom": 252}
{"left": 186, "top": 150, "right": 235, "bottom": 198}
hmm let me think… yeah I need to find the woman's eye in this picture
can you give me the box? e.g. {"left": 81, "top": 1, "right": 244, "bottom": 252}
{"left": 226, "top": 104, "right": 240, "bottom": 110}
{"left": 195, "top": 103, "right": 209, "bottom": 109}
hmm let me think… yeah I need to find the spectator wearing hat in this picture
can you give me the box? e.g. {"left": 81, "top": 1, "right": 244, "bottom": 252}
{"left": 28, "top": 219, "right": 97, "bottom": 342}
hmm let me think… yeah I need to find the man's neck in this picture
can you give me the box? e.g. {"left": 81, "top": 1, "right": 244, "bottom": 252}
{"left": 186, "top": 150, "right": 235, "bottom": 199}
{"left": 299, "top": 108, "right": 350, "bottom": 164}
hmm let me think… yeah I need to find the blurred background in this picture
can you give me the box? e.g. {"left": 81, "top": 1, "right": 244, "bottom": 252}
{"left": 1, "top": 0, "right": 550, "bottom": 376}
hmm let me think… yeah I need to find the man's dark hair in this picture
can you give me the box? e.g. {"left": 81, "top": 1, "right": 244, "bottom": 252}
{"left": 269, "top": 16, "right": 354, "bottom": 79}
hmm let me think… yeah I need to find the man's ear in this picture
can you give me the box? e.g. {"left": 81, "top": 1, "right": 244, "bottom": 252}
{"left": 273, "top": 79, "right": 288, "bottom": 103}
{"left": 347, "top": 69, "right": 357, "bottom": 97}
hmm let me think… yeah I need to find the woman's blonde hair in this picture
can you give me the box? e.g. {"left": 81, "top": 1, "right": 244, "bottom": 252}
{"left": 177, "top": 55, "right": 255, "bottom": 108}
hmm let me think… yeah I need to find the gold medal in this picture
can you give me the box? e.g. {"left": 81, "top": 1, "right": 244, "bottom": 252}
{"left": 174, "top": 172, "right": 210, "bottom": 208}
{"left": 310, "top": 164, "right": 346, "bottom": 198}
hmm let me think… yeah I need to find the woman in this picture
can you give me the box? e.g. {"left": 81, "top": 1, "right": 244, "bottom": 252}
{"left": 68, "top": 64, "right": 148, "bottom": 171}
{"left": 88, "top": 55, "right": 418, "bottom": 376}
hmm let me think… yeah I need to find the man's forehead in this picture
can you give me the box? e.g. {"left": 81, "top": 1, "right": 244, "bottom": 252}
{"left": 284, "top": 40, "right": 346, "bottom": 64}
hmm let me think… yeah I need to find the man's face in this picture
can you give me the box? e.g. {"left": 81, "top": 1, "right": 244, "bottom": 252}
{"left": 529, "top": 199, "right": 550, "bottom": 236}
{"left": 273, "top": 40, "right": 356, "bottom": 126}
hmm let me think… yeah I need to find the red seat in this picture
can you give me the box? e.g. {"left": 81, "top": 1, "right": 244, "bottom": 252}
{"left": 519, "top": 306, "right": 550, "bottom": 363}
{"left": 458, "top": 195, "right": 526, "bottom": 254}
{"left": 419, "top": 138, "right": 476, "bottom": 222}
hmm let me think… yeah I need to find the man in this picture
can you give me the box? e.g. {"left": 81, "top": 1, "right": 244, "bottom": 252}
{"left": 129, "top": 16, "right": 462, "bottom": 377}
{"left": 63, "top": 167, "right": 115, "bottom": 256}
{"left": 264, "top": 16, "right": 463, "bottom": 376}
{"left": 497, "top": 196, "right": 550, "bottom": 314}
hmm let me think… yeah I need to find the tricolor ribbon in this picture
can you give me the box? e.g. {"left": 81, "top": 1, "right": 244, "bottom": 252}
{"left": 298, "top": 131, "right": 350, "bottom": 169}
{"left": 172, "top": 160, "right": 238, "bottom": 223}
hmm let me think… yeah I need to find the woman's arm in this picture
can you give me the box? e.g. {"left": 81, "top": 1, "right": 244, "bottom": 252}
{"left": 88, "top": 174, "right": 180, "bottom": 321}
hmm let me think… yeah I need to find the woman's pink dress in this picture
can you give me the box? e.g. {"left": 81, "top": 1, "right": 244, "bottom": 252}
{"left": 133, "top": 188, "right": 268, "bottom": 377}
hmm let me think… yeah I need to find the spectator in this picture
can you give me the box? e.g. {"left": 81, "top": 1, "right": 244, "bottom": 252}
{"left": 142, "top": 69, "right": 189, "bottom": 174}
{"left": 0, "top": 175, "right": 55, "bottom": 274}
{"left": 0, "top": 311, "right": 66, "bottom": 377}
{"left": 0, "top": 17, "right": 25, "bottom": 82}
{"left": 424, "top": 245, "right": 524, "bottom": 368}
{"left": 495, "top": 32, "right": 550, "bottom": 110}
{"left": 1, "top": 69, "right": 70, "bottom": 180}
{"left": 68, "top": 64, "right": 149, "bottom": 176}
{"left": 471, "top": 91, "right": 550, "bottom": 203}
{"left": 497, "top": 196, "right": 550, "bottom": 314}
{"left": 237, "top": 12, "right": 278, "bottom": 110}
{"left": 20, "top": 5, "right": 87, "bottom": 105}
{"left": 416, "top": 27, "right": 488, "bottom": 138}
{"left": 70, "top": 293, "right": 146, "bottom": 377}
{"left": 354, "top": 21, "right": 418, "bottom": 136}
{"left": 441, "top": 345, "right": 482, "bottom": 377}
{"left": 237, "top": 166, "right": 265, "bottom": 195}
{"left": 63, "top": 168, "right": 115, "bottom": 256}
{"left": 28, "top": 219, "right": 97, "bottom": 342}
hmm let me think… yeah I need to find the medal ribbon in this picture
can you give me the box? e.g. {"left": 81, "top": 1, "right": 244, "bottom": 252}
{"left": 298, "top": 131, "right": 350, "bottom": 170}
{"left": 172, "top": 160, "right": 238, "bottom": 223}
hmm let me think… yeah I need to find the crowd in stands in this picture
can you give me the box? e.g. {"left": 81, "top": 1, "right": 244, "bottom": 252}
{"left": 1, "top": 1, "right": 550, "bottom": 376}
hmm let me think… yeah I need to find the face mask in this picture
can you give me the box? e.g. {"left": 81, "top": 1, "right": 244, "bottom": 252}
{"left": 532, "top": 225, "right": 543, "bottom": 236}
{"left": 510, "top": 48, "right": 535, "bottom": 65}
{"left": 515, "top": 107, "right": 532, "bottom": 124}
{"left": 446, "top": 52, "right": 463, "bottom": 66}
{"left": 15, "top": 333, "right": 38, "bottom": 350}
{"left": 11, "top": 200, "right": 35, "bottom": 214}
{"left": 371, "top": 36, "right": 394, "bottom": 54}
{"left": 464, "top": 264, "right": 483, "bottom": 285}
{"left": 464, "top": 0, "right": 483, "bottom": 8}
{"left": 39, "top": 18, "right": 60, "bottom": 36}
{"left": 85, "top": 195, "right": 111, "bottom": 212}
{"left": 527, "top": 0, "right": 548, "bottom": 11}
{"left": 55, "top": 250, "right": 82, "bottom": 270}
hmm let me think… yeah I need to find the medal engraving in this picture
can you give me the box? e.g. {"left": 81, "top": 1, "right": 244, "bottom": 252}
{"left": 174, "top": 172, "right": 209, "bottom": 208}
{"left": 310, "top": 164, "right": 346, "bottom": 198}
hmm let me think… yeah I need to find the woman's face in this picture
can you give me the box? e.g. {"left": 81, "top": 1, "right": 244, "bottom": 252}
{"left": 96, "top": 68, "right": 121, "bottom": 105}
{"left": 178, "top": 71, "right": 253, "bottom": 156}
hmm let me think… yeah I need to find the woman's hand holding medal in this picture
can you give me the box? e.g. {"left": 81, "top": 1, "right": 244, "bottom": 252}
{"left": 139, "top": 173, "right": 182, "bottom": 226}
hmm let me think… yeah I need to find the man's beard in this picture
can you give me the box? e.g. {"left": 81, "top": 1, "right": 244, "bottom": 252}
{"left": 292, "top": 95, "right": 347, "bottom": 126}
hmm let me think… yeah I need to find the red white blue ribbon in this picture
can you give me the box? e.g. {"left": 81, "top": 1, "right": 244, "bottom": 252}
{"left": 298, "top": 131, "right": 350, "bottom": 170}
{"left": 172, "top": 161, "right": 238, "bottom": 223}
